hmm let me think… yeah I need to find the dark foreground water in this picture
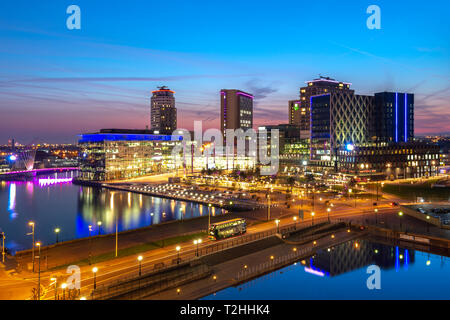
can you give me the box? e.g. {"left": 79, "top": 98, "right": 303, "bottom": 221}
{"left": 0, "top": 172, "right": 222, "bottom": 253}
{"left": 203, "top": 239, "right": 450, "bottom": 300}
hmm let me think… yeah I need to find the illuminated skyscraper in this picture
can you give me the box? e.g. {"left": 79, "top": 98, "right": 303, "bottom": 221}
{"left": 299, "top": 76, "right": 353, "bottom": 134}
{"left": 373, "top": 92, "right": 414, "bottom": 143}
{"left": 150, "top": 86, "right": 177, "bottom": 133}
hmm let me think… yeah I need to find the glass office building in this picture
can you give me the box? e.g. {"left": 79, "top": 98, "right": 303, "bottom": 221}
{"left": 78, "top": 129, "right": 183, "bottom": 181}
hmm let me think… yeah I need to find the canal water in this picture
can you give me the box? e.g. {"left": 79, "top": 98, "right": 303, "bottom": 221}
{"left": 203, "top": 239, "right": 450, "bottom": 300}
{"left": 0, "top": 172, "right": 222, "bottom": 253}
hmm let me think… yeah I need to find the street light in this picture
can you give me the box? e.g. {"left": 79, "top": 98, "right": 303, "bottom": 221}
{"left": 398, "top": 211, "right": 403, "bottom": 231}
{"left": 92, "top": 267, "right": 98, "bottom": 290}
{"left": 293, "top": 216, "right": 298, "bottom": 230}
{"left": 54, "top": 228, "right": 60, "bottom": 244}
{"left": 137, "top": 256, "right": 143, "bottom": 276}
{"left": 35, "top": 242, "right": 41, "bottom": 300}
{"left": 27, "top": 222, "right": 35, "bottom": 272}
{"left": 176, "top": 246, "right": 181, "bottom": 264}
{"left": 374, "top": 208, "right": 378, "bottom": 225}
{"left": 327, "top": 207, "right": 331, "bottom": 222}
{"left": 311, "top": 212, "right": 315, "bottom": 226}
{"left": 194, "top": 239, "right": 202, "bottom": 257}
{"left": 97, "top": 221, "right": 102, "bottom": 235}
{"left": 275, "top": 219, "right": 280, "bottom": 233}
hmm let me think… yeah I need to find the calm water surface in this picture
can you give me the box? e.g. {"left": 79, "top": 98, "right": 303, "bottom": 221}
{"left": 203, "top": 239, "right": 450, "bottom": 300}
{"left": 0, "top": 172, "right": 222, "bottom": 252}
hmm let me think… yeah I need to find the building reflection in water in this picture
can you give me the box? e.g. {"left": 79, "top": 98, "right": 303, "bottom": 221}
{"left": 308, "top": 239, "right": 415, "bottom": 277}
{"left": 76, "top": 186, "right": 225, "bottom": 238}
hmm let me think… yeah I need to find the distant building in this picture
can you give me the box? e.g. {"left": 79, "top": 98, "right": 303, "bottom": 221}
{"left": 288, "top": 100, "right": 301, "bottom": 126}
{"left": 150, "top": 86, "right": 177, "bottom": 133}
{"left": 220, "top": 89, "right": 254, "bottom": 140}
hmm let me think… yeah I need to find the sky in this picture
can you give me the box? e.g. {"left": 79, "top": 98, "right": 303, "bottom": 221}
{"left": 0, "top": 0, "right": 449, "bottom": 144}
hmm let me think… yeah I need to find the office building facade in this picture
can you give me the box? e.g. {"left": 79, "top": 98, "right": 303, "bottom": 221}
{"left": 373, "top": 92, "right": 414, "bottom": 143}
{"left": 299, "top": 76, "right": 353, "bottom": 134}
{"left": 310, "top": 91, "right": 373, "bottom": 164}
{"left": 220, "top": 89, "right": 254, "bottom": 138}
{"left": 78, "top": 129, "right": 183, "bottom": 181}
{"left": 151, "top": 86, "right": 177, "bottom": 133}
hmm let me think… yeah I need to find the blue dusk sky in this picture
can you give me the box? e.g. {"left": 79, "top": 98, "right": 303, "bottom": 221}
{"left": 0, "top": 0, "right": 449, "bottom": 143}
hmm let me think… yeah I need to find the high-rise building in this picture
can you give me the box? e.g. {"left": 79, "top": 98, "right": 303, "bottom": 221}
{"left": 288, "top": 100, "right": 301, "bottom": 126}
{"left": 220, "top": 89, "right": 254, "bottom": 137}
{"left": 373, "top": 92, "right": 414, "bottom": 143}
{"left": 310, "top": 91, "right": 373, "bottom": 164}
{"left": 150, "top": 86, "right": 177, "bottom": 133}
{"left": 299, "top": 76, "right": 353, "bottom": 133}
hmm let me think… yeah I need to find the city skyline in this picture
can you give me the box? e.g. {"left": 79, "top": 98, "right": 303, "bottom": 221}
{"left": 0, "top": 0, "right": 449, "bottom": 144}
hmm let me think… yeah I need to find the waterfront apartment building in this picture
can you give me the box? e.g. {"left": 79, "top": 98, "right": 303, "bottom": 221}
{"left": 299, "top": 76, "right": 353, "bottom": 135}
{"left": 150, "top": 86, "right": 177, "bottom": 133}
{"left": 220, "top": 89, "right": 254, "bottom": 139}
{"left": 78, "top": 129, "right": 183, "bottom": 181}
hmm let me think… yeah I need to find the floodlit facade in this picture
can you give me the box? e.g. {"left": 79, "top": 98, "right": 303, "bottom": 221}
{"left": 78, "top": 129, "right": 183, "bottom": 181}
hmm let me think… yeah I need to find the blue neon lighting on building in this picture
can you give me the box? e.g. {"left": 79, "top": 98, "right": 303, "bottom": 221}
{"left": 404, "top": 93, "right": 408, "bottom": 142}
{"left": 404, "top": 249, "right": 409, "bottom": 270}
{"left": 395, "top": 246, "right": 399, "bottom": 272}
{"left": 395, "top": 92, "right": 398, "bottom": 142}
{"left": 78, "top": 133, "right": 183, "bottom": 143}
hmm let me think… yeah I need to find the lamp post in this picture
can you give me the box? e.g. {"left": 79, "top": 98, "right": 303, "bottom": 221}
{"left": 137, "top": 256, "right": 143, "bottom": 276}
{"left": 374, "top": 208, "right": 378, "bottom": 225}
{"left": 88, "top": 225, "right": 93, "bottom": 265}
{"left": 54, "top": 228, "right": 60, "bottom": 244}
{"left": 293, "top": 216, "right": 298, "bottom": 230}
{"left": 275, "top": 219, "right": 280, "bottom": 234}
{"left": 97, "top": 221, "right": 102, "bottom": 235}
{"left": 398, "top": 211, "right": 403, "bottom": 231}
{"left": 176, "top": 246, "right": 181, "bottom": 264}
{"left": 27, "top": 222, "right": 35, "bottom": 272}
{"left": 327, "top": 207, "right": 331, "bottom": 223}
{"left": 35, "top": 241, "right": 41, "bottom": 300}
{"left": 92, "top": 267, "right": 98, "bottom": 290}
{"left": 194, "top": 239, "right": 202, "bottom": 257}
{"left": 311, "top": 212, "right": 315, "bottom": 226}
